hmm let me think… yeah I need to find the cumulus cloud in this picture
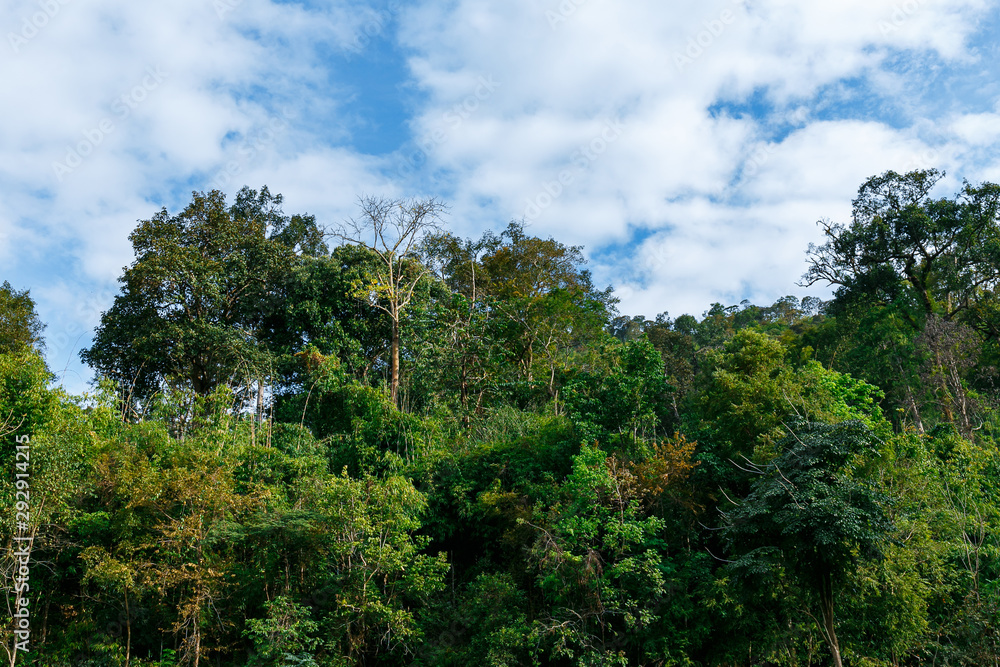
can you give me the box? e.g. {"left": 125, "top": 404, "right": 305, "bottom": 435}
{"left": 1, "top": 0, "right": 998, "bottom": 392}
{"left": 397, "top": 0, "right": 994, "bottom": 315}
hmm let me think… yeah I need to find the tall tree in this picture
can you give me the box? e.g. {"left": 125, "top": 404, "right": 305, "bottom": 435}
{"left": 801, "top": 169, "right": 1000, "bottom": 430}
{"left": 259, "top": 244, "right": 392, "bottom": 393}
{"left": 83, "top": 187, "right": 325, "bottom": 409}
{"left": 413, "top": 231, "right": 498, "bottom": 418}
{"left": 722, "top": 420, "right": 893, "bottom": 667}
{"left": 802, "top": 169, "right": 1000, "bottom": 330}
{"left": 331, "top": 196, "right": 446, "bottom": 407}
{"left": 478, "top": 221, "right": 617, "bottom": 402}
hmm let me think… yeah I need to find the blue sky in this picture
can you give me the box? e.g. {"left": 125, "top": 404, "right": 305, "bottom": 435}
{"left": 2, "top": 0, "right": 999, "bottom": 394}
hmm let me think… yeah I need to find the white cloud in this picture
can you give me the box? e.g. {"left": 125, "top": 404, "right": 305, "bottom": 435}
{"left": 1, "top": 0, "right": 394, "bottom": 392}
{"left": 1, "top": 0, "right": 998, "bottom": 392}
{"left": 397, "top": 0, "right": 993, "bottom": 318}
{"left": 949, "top": 112, "right": 1000, "bottom": 145}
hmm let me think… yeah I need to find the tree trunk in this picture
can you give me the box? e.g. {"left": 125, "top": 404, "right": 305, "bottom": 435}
{"left": 819, "top": 572, "right": 843, "bottom": 667}
{"left": 193, "top": 615, "right": 201, "bottom": 667}
{"left": 256, "top": 380, "right": 264, "bottom": 424}
{"left": 905, "top": 387, "right": 925, "bottom": 433}
{"left": 935, "top": 349, "right": 955, "bottom": 424}
{"left": 459, "top": 355, "right": 470, "bottom": 428}
{"left": 125, "top": 588, "right": 131, "bottom": 667}
{"left": 390, "top": 318, "right": 400, "bottom": 407}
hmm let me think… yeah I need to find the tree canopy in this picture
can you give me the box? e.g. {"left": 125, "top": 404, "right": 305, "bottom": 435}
{"left": 82, "top": 187, "right": 326, "bottom": 410}
{"left": 8, "top": 170, "right": 1000, "bottom": 665}
{"left": 0, "top": 281, "right": 44, "bottom": 354}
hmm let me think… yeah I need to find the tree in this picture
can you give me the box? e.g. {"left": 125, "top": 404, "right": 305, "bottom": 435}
{"left": 563, "top": 338, "right": 672, "bottom": 446}
{"left": 260, "top": 245, "right": 392, "bottom": 393}
{"left": 0, "top": 350, "right": 55, "bottom": 444}
{"left": 914, "top": 315, "right": 981, "bottom": 434}
{"left": 801, "top": 169, "right": 1000, "bottom": 431}
{"left": 722, "top": 420, "right": 893, "bottom": 667}
{"left": 802, "top": 169, "right": 1000, "bottom": 331}
{"left": 313, "top": 473, "right": 448, "bottom": 664}
{"left": 332, "top": 196, "right": 446, "bottom": 407}
{"left": 244, "top": 597, "right": 321, "bottom": 667}
{"left": 152, "top": 429, "right": 262, "bottom": 667}
{"left": 0, "top": 282, "right": 44, "bottom": 355}
{"left": 83, "top": 187, "right": 325, "bottom": 410}
{"left": 478, "top": 221, "right": 617, "bottom": 403}
{"left": 694, "top": 329, "right": 793, "bottom": 458}
{"left": 526, "top": 444, "right": 675, "bottom": 665}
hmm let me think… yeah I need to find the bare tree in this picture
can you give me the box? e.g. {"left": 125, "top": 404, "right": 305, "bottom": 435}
{"left": 332, "top": 196, "right": 446, "bottom": 406}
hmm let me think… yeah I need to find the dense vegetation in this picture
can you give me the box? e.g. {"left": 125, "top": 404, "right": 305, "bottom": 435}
{"left": 4, "top": 169, "right": 1000, "bottom": 665}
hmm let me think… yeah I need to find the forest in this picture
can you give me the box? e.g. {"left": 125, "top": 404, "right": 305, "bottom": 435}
{"left": 3, "top": 167, "right": 1000, "bottom": 666}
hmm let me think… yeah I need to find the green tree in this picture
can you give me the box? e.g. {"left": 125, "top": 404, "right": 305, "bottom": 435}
{"left": 261, "top": 245, "right": 391, "bottom": 393}
{"left": 479, "top": 222, "right": 617, "bottom": 405}
{"left": 0, "top": 381, "right": 87, "bottom": 665}
{"left": 803, "top": 169, "right": 1000, "bottom": 329}
{"left": 722, "top": 420, "right": 893, "bottom": 667}
{"left": 83, "top": 187, "right": 325, "bottom": 409}
{"left": 0, "top": 350, "right": 55, "bottom": 444}
{"left": 152, "top": 437, "right": 262, "bottom": 667}
{"left": 802, "top": 169, "right": 1000, "bottom": 430}
{"left": 244, "top": 597, "right": 320, "bottom": 667}
{"left": 694, "top": 329, "right": 793, "bottom": 458}
{"left": 0, "top": 282, "right": 44, "bottom": 355}
{"left": 413, "top": 231, "right": 498, "bottom": 419}
{"left": 418, "top": 572, "right": 531, "bottom": 667}
{"left": 563, "top": 337, "right": 671, "bottom": 447}
{"left": 526, "top": 444, "right": 671, "bottom": 665}
{"left": 312, "top": 473, "right": 448, "bottom": 665}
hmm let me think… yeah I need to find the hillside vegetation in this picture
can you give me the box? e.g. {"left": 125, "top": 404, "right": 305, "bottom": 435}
{"left": 4, "top": 169, "right": 1000, "bottom": 666}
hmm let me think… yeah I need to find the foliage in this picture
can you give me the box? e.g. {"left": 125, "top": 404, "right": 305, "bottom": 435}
{"left": 245, "top": 596, "right": 321, "bottom": 667}
{"left": 14, "top": 173, "right": 1000, "bottom": 665}
{"left": 0, "top": 281, "right": 45, "bottom": 354}
{"left": 722, "top": 420, "right": 893, "bottom": 666}
{"left": 0, "top": 348, "right": 56, "bottom": 442}
{"left": 82, "top": 186, "right": 325, "bottom": 407}
{"left": 563, "top": 337, "right": 672, "bottom": 447}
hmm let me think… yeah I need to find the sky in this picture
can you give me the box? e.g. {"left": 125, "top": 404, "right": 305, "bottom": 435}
{"left": 2, "top": 0, "right": 1000, "bottom": 394}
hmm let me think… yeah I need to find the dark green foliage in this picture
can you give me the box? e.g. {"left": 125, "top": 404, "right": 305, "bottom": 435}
{"left": 82, "top": 187, "right": 326, "bottom": 407}
{"left": 416, "top": 572, "right": 531, "bottom": 667}
{"left": 14, "top": 174, "right": 1000, "bottom": 665}
{"left": 261, "top": 246, "right": 392, "bottom": 392}
{"left": 723, "top": 421, "right": 891, "bottom": 579}
{"left": 722, "top": 420, "right": 892, "bottom": 665}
